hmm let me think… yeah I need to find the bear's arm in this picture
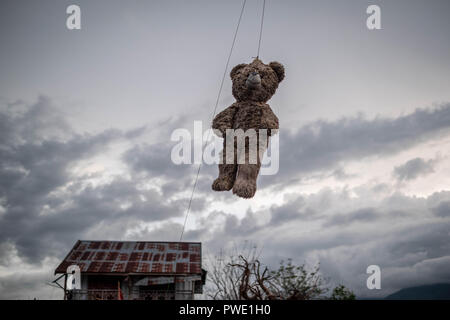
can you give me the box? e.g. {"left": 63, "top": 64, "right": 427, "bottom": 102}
{"left": 260, "top": 105, "right": 279, "bottom": 136}
{"left": 212, "top": 104, "right": 238, "bottom": 136}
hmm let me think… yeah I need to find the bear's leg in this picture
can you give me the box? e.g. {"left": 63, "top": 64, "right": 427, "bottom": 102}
{"left": 212, "top": 142, "right": 237, "bottom": 191}
{"left": 212, "top": 163, "right": 237, "bottom": 191}
{"left": 232, "top": 135, "right": 266, "bottom": 198}
{"left": 232, "top": 163, "right": 260, "bottom": 199}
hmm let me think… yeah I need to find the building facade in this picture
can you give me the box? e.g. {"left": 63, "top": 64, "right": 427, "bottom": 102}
{"left": 54, "top": 240, "right": 205, "bottom": 300}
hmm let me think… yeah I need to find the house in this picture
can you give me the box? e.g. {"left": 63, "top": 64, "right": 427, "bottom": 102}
{"left": 54, "top": 240, "right": 206, "bottom": 300}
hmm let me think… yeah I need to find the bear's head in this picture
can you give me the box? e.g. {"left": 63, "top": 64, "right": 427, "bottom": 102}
{"left": 230, "top": 58, "right": 285, "bottom": 103}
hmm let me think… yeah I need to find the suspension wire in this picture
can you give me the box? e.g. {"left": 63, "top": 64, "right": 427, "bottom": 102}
{"left": 256, "top": 0, "right": 266, "bottom": 58}
{"left": 179, "top": 0, "right": 247, "bottom": 242}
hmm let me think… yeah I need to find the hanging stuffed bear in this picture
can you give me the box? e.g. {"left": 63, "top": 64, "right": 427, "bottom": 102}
{"left": 212, "top": 58, "right": 285, "bottom": 198}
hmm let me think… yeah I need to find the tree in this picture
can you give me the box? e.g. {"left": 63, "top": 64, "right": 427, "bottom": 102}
{"left": 204, "top": 242, "right": 261, "bottom": 300}
{"left": 269, "top": 259, "right": 326, "bottom": 300}
{"left": 205, "top": 244, "right": 355, "bottom": 300}
{"left": 330, "top": 284, "right": 356, "bottom": 300}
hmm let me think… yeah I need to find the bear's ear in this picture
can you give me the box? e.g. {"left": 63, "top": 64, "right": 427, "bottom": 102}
{"left": 230, "top": 63, "right": 247, "bottom": 79}
{"left": 269, "top": 61, "right": 285, "bottom": 83}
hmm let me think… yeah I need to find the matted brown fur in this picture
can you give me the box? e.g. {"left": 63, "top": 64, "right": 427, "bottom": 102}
{"left": 212, "top": 58, "right": 285, "bottom": 198}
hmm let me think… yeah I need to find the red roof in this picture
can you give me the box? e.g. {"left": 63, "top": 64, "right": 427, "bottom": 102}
{"left": 54, "top": 240, "right": 202, "bottom": 275}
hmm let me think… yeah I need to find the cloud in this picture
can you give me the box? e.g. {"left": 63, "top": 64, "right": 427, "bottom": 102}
{"left": 0, "top": 97, "right": 183, "bottom": 265}
{"left": 178, "top": 185, "right": 450, "bottom": 298}
{"left": 382, "top": 256, "right": 450, "bottom": 291}
{"left": 431, "top": 201, "right": 450, "bottom": 218}
{"left": 123, "top": 104, "right": 450, "bottom": 197}
{"left": 0, "top": 96, "right": 72, "bottom": 146}
{"left": 269, "top": 104, "right": 450, "bottom": 187}
{"left": 269, "top": 195, "right": 317, "bottom": 226}
{"left": 2, "top": 98, "right": 450, "bottom": 299}
{"left": 123, "top": 142, "right": 192, "bottom": 180}
{"left": 121, "top": 105, "right": 450, "bottom": 201}
{"left": 393, "top": 157, "right": 436, "bottom": 181}
{"left": 0, "top": 254, "right": 61, "bottom": 300}
{"left": 323, "top": 207, "right": 378, "bottom": 227}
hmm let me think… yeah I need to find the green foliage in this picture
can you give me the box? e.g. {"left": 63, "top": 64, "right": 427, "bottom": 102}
{"left": 269, "top": 259, "right": 326, "bottom": 300}
{"left": 329, "top": 284, "right": 356, "bottom": 300}
{"left": 206, "top": 244, "right": 357, "bottom": 300}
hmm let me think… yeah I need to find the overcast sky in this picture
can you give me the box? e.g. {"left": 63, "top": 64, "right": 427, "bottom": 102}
{"left": 1, "top": 0, "right": 450, "bottom": 299}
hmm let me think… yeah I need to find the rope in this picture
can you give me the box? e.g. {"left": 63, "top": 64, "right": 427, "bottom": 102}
{"left": 256, "top": 0, "right": 266, "bottom": 58}
{"left": 179, "top": 0, "right": 247, "bottom": 242}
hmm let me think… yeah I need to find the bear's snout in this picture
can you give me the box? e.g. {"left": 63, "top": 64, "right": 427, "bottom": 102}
{"left": 245, "top": 71, "right": 261, "bottom": 90}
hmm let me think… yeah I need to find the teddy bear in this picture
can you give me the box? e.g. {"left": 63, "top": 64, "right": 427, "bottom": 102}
{"left": 211, "top": 58, "right": 285, "bottom": 198}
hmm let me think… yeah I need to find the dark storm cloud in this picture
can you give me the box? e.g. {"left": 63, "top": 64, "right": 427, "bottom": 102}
{"left": 122, "top": 104, "right": 450, "bottom": 199}
{"left": 323, "top": 207, "right": 378, "bottom": 227}
{"left": 269, "top": 195, "right": 317, "bottom": 226}
{"left": 122, "top": 129, "right": 224, "bottom": 199}
{"left": 0, "top": 267, "right": 57, "bottom": 300}
{"left": 2, "top": 97, "right": 450, "bottom": 298}
{"left": 431, "top": 201, "right": 450, "bottom": 218}
{"left": 268, "top": 104, "right": 450, "bottom": 186}
{"left": 0, "top": 96, "right": 71, "bottom": 145}
{"left": 184, "top": 188, "right": 450, "bottom": 297}
{"left": 9, "top": 177, "right": 191, "bottom": 262}
{"left": 393, "top": 157, "right": 435, "bottom": 181}
{"left": 123, "top": 141, "right": 215, "bottom": 200}
{"left": 0, "top": 97, "right": 188, "bottom": 265}
{"left": 124, "top": 142, "right": 191, "bottom": 179}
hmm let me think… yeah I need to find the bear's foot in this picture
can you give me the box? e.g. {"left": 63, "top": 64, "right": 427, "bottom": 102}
{"left": 212, "top": 176, "right": 234, "bottom": 191}
{"left": 232, "top": 178, "right": 257, "bottom": 199}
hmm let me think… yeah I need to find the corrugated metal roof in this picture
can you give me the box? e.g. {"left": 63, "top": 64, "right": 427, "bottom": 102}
{"left": 55, "top": 240, "right": 202, "bottom": 275}
{"left": 133, "top": 275, "right": 203, "bottom": 286}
